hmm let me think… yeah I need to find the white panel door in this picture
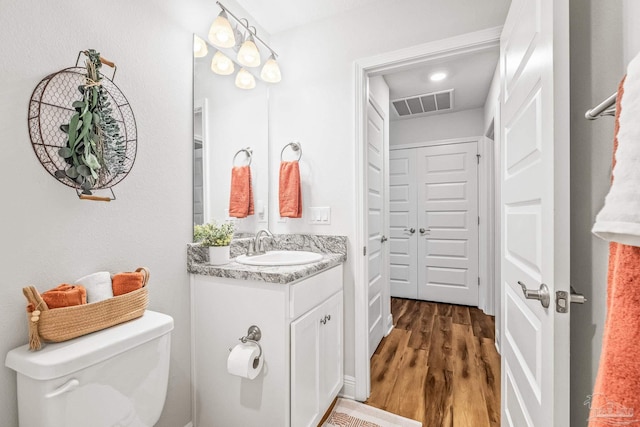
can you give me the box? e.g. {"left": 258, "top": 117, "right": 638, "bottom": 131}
{"left": 417, "top": 142, "right": 479, "bottom": 306}
{"left": 366, "top": 101, "right": 386, "bottom": 357}
{"left": 389, "top": 149, "right": 418, "bottom": 299}
{"left": 500, "top": 0, "right": 570, "bottom": 425}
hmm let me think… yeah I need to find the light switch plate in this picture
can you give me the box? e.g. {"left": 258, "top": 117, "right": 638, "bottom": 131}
{"left": 308, "top": 207, "right": 331, "bottom": 224}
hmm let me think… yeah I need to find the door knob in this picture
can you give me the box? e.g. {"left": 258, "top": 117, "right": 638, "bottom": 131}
{"left": 403, "top": 228, "right": 416, "bottom": 234}
{"left": 380, "top": 235, "right": 388, "bottom": 243}
{"left": 419, "top": 228, "right": 430, "bottom": 235}
{"left": 517, "top": 281, "right": 550, "bottom": 308}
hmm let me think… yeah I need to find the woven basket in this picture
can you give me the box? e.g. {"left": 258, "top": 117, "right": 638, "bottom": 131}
{"left": 22, "top": 269, "right": 149, "bottom": 351}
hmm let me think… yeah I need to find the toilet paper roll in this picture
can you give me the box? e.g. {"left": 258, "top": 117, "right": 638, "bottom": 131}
{"left": 75, "top": 271, "right": 113, "bottom": 303}
{"left": 227, "top": 343, "right": 263, "bottom": 379}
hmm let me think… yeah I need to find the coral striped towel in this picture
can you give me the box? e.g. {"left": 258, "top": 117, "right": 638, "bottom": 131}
{"left": 588, "top": 77, "right": 640, "bottom": 426}
{"left": 229, "top": 165, "right": 254, "bottom": 218}
{"left": 41, "top": 284, "right": 87, "bottom": 309}
{"left": 592, "top": 52, "right": 640, "bottom": 246}
{"left": 279, "top": 161, "right": 302, "bottom": 218}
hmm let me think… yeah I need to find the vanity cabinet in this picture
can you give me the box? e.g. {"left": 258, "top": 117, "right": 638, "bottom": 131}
{"left": 291, "top": 291, "right": 343, "bottom": 427}
{"left": 190, "top": 264, "right": 343, "bottom": 427}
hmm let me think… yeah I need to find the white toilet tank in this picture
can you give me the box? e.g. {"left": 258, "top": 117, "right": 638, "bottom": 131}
{"left": 5, "top": 310, "right": 174, "bottom": 427}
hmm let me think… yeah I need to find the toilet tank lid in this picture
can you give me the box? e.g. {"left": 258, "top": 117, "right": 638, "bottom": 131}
{"left": 5, "top": 310, "right": 174, "bottom": 380}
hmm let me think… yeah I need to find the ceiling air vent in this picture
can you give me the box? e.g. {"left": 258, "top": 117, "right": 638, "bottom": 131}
{"left": 392, "top": 89, "right": 454, "bottom": 117}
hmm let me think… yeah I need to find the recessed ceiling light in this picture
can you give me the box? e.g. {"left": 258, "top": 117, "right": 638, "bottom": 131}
{"left": 430, "top": 72, "right": 447, "bottom": 82}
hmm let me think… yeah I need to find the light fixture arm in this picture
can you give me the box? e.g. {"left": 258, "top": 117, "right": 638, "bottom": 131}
{"left": 216, "top": 1, "right": 279, "bottom": 58}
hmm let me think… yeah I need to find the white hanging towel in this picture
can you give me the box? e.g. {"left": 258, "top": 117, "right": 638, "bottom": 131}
{"left": 593, "top": 52, "right": 640, "bottom": 246}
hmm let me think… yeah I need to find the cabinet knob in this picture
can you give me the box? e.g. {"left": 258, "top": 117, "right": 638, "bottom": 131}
{"left": 326, "top": 314, "right": 331, "bottom": 322}
{"left": 320, "top": 317, "right": 327, "bottom": 325}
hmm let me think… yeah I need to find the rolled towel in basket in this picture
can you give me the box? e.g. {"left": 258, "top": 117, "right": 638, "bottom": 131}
{"left": 75, "top": 271, "right": 113, "bottom": 303}
{"left": 112, "top": 267, "right": 149, "bottom": 296}
{"left": 41, "top": 284, "right": 87, "bottom": 309}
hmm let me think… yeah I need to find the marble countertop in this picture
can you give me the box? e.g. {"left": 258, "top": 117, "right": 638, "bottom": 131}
{"left": 188, "top": 252, "right": 346, "bottom": 284}
{"left": 187, "top": 234, "right": 347, "bottom": 285}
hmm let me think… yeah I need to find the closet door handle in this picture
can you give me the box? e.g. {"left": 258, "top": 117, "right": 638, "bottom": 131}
{"left": 380, "top": 235, "right": 388, "bottom": 243}
{"left": 419, "top": 228, "right": 430, "bottom": 235}
{"left": 403, "top": 228, "right": 416, "bottom": 234}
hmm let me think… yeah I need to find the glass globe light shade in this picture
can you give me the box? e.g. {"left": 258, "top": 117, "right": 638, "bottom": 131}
{"left": 208, "top": 10, "right": 235, "bottom": 48}
{"left": 211, "top": 51, "right": 234, "bottom": 75}
{"left": 235, "top": 68, "right": 256, "bottom": 89}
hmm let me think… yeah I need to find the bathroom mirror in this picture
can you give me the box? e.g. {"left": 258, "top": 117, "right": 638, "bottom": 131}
{"left": 193, "top": 35, "right": 269, "bottom": 233}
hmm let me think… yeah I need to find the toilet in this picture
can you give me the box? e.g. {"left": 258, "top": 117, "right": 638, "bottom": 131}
{"left": 5, "top": 310, "right": 174, "bottom": 427}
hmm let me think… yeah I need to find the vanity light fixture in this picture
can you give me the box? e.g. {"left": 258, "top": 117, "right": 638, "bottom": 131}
{"left": 430, "top": 72, "right": 447, "bottom": 82}
{"left": 211, "top": 51, "right": 235, "bottom": 75}
{"left": 194, "top": 35, "right": 209, "bottom": 58}
{"left": 211, "top": 2, "right": 281, "bottom": 85}
{"left": 260, "top": 53, "right": 281, "bottom": 83}
{"left": 235, "top": 68, "right": 256, "bottom": 89}
{"left": 237, "top": 28, "right": 261, "bottom": 68}
{"left": 208, "top": 9, "right": 236, "bottom": 48}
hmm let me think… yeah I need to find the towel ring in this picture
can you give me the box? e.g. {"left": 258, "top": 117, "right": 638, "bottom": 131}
{"left": 233, "top": 147, "right": 253, "bottom": 167}
{"left": 281, "top": 142, "right": 302, "bottom": 162}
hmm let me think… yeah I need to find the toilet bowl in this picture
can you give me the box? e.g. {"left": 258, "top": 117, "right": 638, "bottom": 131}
{"left": 5, "top": 310, "right": 174, "bottom": 427}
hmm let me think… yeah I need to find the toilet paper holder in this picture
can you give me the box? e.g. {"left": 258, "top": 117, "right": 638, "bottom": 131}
{"left": 230, "top": 325, "right": 263, "bottom": 367}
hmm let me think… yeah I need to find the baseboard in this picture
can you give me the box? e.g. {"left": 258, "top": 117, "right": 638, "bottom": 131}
{"left": 386, "top": 313, "right": 394, "bottom": 336}
{"left": 340, "top": 375, "right": 356, "bottom": 400}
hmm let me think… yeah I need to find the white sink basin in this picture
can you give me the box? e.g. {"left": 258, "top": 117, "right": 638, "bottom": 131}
{"left": 236, "top": 250, "right": 324, "bottom": 266}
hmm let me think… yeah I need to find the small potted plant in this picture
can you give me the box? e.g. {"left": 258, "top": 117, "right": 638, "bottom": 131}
{"left": 194, "top": 221, "right": 235, "bottom": 265}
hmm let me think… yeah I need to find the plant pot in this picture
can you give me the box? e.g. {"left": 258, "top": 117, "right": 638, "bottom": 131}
{"left": 208, "top": 245, "right": 230, "bottom": 265}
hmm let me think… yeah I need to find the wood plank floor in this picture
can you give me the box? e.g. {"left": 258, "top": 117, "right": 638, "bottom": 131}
{"left": 365, "top": 298, "right": 500, "bottom": 427}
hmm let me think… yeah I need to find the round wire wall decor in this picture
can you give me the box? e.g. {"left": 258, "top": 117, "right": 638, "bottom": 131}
{"left": 28, "top": 51, "right": 137, "bottom": 201}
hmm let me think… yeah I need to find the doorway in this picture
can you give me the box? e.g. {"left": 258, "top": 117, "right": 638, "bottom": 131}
{"left": 354, "top": 26, "right": 502, "bottom": 402}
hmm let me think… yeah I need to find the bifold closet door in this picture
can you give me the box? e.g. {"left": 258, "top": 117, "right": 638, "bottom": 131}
{"left": 389, "top": 149, "right": 418, "bottom": 299}
{"left": 417, "top": 142, "right": 479, "bottom": 306}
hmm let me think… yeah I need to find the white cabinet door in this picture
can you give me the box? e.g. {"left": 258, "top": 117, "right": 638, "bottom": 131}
{"left": 500, "top": 0, "right": 570, "bottom": 425}
{"left": 291, "top": 291, "right": 344, "bottom": 427}
{"left": 389, "top": 149, "right": 418, "bottom": 299}
{"left": 319, "top": 291, "right": 344, "bottom": 409}
{"left": 291, "top": 303, "right": 322, "bottom": 427}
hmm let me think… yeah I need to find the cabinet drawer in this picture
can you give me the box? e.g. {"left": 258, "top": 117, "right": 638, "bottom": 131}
{"left": 290, "top": 265, "right": 343, "bottom": 320}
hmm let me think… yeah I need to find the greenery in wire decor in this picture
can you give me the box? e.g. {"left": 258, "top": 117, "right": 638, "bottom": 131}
{"left": 194, "top": 221, "right": 235, "bottom": 247}
{"left": 55, "top": 49, "right": 126, "bottom": 194}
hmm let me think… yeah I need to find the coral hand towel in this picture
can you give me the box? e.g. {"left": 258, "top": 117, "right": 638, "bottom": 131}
{"left": 41, "top": 284, "right": 87, "bottom": 309}
{"left": 588, "top": 78, "right": 640, "bottom": 426}
{"left": 593, "top": 52, "right": 640, "bottom": 246}
{"left": 229, "top": 165, "right": 254, "bottom": 218}
{"left": 112, "top": 267, "right": 149, "bottom": 296}
{"left": 279, "top": 161, "right": 302, "bottom": 218}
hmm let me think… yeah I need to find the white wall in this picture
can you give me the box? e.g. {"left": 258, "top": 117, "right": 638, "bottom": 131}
{"left": 623, "top": 0, "right": 640, "bottom": 64}
{"left": 390, "top": 108, "right": 485, "bottom": 145}
{"left": 267, "top": 0, "right": 510, "bottom": 381}
{"left": 568, "top": 1, "right": 634, "bottom": 425}
{"left": 0, "top": 1, "right": 250, "bottom": 425}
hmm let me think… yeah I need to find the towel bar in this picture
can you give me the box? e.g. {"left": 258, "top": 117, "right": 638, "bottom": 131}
{"left": 233, "top": 147, "right": 253, "bottom": 166}
{"left": 281, "top": 141, "right": 302, "bottom": 161}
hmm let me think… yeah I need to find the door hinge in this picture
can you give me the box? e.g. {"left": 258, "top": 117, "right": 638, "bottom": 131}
{"left": 476, "top": 154, "right": 481, "bottom": 164}
{"left": 363, "top": 246, "right": 367, "bottom": 256}
{"left": 478, "top": 216, "right": 480, "bottom": 225}
{"left": 478, "top": 277, "right": 480, "bottom": 286}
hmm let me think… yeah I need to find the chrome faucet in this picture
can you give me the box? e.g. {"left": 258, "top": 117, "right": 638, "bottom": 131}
{"left": 248, "top": 229, "right": 273, "bottom": 256}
